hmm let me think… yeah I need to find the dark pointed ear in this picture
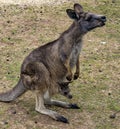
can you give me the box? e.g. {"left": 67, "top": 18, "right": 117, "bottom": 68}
{"left": 66, "top": 9, "right": 78, "bottom": 20}
{"left": 74, "top": 3, "right": 83, "bottom": 14}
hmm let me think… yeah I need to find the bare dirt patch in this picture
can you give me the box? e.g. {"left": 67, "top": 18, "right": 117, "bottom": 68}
{"left": 0, "top": 0, "right": 73, "bottom": 6}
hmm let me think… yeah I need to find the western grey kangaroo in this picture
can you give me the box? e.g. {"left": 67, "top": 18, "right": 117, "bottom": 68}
{"left": 0, "top": 3, "right": 106, "bottom": 123}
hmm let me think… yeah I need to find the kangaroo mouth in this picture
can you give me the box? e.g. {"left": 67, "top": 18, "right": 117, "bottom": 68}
{"left": 99, "top": 17, "right": 107, "bottom": 27}
{"left": 87, "top": 21, "right": 106, "bottom": 31}
{"left": 99, "top": 21, "right": 106, "bottom": 27}
{"left": 99, "top": 16, "right": 107, "bottom": 27}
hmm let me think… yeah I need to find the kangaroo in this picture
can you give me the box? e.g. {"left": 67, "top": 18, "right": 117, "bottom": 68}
{"left": 0, "top": 3, "right": 106, "bottom": 123}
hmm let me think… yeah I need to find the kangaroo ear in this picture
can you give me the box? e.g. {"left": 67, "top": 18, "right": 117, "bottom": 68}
{"left": 74, "top": 3, "right": 83, "bottom": 14}
{"left": 66, "top": 9, "right": 78, "bottom": 20}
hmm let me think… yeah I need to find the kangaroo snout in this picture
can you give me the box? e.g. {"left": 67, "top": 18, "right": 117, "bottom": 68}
{"left": 100, "top": 16, "right": 107, "bottom": 22}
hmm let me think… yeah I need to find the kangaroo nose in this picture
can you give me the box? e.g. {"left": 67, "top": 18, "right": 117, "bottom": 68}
{"left": 101, "top": 16, "right": 106, "bottom": 22}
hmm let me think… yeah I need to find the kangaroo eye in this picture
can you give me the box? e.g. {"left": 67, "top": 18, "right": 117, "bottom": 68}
{"left": 86, "top": 16, "right": 92, "bottom": 21}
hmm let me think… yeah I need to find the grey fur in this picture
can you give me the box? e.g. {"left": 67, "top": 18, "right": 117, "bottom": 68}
{"left": 0, "top": 3, "right": 106, "bottom": 122}
{"left": 0, "top": 79, "right": 26, "bottom": 102}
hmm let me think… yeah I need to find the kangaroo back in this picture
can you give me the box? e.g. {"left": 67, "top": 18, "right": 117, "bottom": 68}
{"left": 0, "top": 79, "right": 27, "bottom": 102}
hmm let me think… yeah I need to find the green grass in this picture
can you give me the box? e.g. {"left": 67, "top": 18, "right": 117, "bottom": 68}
{"left": 0, "top": 0, "right": 120, "bottom": 129}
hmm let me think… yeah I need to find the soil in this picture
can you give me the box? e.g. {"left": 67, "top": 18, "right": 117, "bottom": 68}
{"left": 0, "top": 0, "right": 72, "bottom": 6}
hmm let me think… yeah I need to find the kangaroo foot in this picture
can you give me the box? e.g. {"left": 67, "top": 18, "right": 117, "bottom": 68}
{"left": 56, "top": 115, "right": 69, "bottom": 123}
{"left": 36, "top": 108, "right": 69, "bottom": 123}
{"left": 68, "top": 103, "right": 80, "bottom": 109}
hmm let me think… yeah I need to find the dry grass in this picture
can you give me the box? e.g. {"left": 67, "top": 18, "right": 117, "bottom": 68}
{"left": 0, "top": 0, "right": 120, "bottom": 129}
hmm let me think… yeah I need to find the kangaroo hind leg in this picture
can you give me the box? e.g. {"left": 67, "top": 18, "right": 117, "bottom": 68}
{"left": 35, "top": 91, "right": 69, "bottom": 123}
{"left": 44, "top": 90, "right": 80, "bottom": 109}
{"left": 22, "top": 62, "right": 50, "bottom": 90}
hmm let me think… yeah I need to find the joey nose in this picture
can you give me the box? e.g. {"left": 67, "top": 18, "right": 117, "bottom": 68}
{"left": 68, "top": 94, "right": 72, "bottom": 99}
{"left": 101, "top": 16, "right": 106, "bottom": 22}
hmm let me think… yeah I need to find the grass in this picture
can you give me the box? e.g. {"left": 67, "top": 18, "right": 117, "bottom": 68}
{"left": 0, "top": 0, "right": 120, "bottom": 129}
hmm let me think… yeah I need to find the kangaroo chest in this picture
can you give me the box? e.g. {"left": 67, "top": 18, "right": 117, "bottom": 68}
{"left": 70, "top": 41, "right": 82, "bottom": 68}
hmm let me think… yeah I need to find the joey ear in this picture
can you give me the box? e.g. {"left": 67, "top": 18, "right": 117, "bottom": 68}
{"left": 74, "top": 3, "right": 83, "bottom": 14}
{"left": 66, "top": 9, "right": 78, "bottom": 20}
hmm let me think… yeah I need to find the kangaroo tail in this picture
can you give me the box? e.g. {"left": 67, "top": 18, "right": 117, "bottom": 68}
{"left": 0, "top": 79, "right": 27, "bottom": 102}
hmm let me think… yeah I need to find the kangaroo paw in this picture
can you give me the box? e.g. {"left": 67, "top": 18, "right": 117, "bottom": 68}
{"left": 74, "top": 73, "right": 79, "bottom": 80}
{"left": 68, "top": 103, "right": 80, "bottom": 109}
{"left": 56, "top": 115, "right": 69, "bottom": 123}
{"left": 66, "top": 75, "right": 72, "bottom": 81}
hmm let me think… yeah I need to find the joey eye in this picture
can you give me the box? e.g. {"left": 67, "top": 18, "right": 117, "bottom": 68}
{"left": 64, "top": 92, "right": 68, "bottom": 95}
{"left": 60, "top": 87, "right": 64, "bottom": 90}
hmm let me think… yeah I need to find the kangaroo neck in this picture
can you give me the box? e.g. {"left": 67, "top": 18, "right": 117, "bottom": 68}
{"left": 61, "top": 21, "right": 84, "bottom": 44}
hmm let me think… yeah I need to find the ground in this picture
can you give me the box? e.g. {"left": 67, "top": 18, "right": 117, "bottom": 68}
{"left": 0, "top": 0, "right": 120, "bottom": 129}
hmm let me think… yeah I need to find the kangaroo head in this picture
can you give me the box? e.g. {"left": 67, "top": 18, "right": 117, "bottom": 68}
{"left": 66, "top": 3, "right": 106, "bottom": 33}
